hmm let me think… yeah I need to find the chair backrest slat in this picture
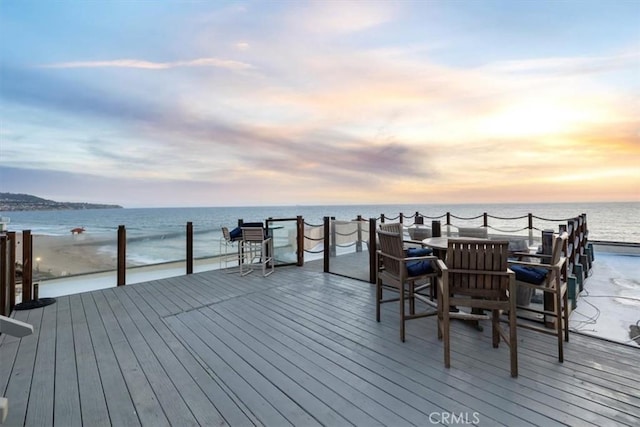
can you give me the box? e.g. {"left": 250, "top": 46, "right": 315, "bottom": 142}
{"left": 447, "top": 239, "right": 510, "bottom": 298}
{"left": 379, "top": 222, "right": 403, "bottom": 235}
{"left": 222, "top": 227, "right": 232, "bottom": 242}
{"left": 377, "top": 224, "right": 405, "bottom": 277}
{"left": 545, "top": 233, "right": 568, "bottom": 284}
{"left": 242, "top": 227, "right": 265, "bottom": 242}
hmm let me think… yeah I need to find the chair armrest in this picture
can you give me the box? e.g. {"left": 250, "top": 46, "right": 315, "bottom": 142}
{"left": 524, "top": 253, "right": 552, "bottom": 260}
{"left": 509, "top": 256, "right": 566, "bottom": 271}
{"left": 403, "top": 239, "right": 426, "bottom": 246}
{"left": 377, "top": 251, "right": 437, "bottom": 263}
{"left": 436, "top": 260, "right": 448, "bottom": 292}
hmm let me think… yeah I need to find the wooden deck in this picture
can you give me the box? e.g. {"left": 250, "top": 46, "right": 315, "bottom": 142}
{"left": 1, "top": 264, "right": 639, "bottom": 426}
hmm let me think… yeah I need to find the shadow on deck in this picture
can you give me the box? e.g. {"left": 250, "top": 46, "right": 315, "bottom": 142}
{"left": 1, "top": 262, "right": 639, "bottom": 426}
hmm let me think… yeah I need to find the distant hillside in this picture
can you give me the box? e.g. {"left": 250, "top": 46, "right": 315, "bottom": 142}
{"left": 0, "top": 192, "right": 123, "bottom": 211}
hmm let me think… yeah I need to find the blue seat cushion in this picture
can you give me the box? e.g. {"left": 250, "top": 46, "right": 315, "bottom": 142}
{"left": 229, "top": 227, "right": 242, "bottom": 239}
{"left": 407, "top": 260, "right": 434, "bottom": 276}
{"left": 511, "top": 265, "right": 548, "bottom": 285}
{"left": 406, "top": 247, "right": 433, "bottom": 257}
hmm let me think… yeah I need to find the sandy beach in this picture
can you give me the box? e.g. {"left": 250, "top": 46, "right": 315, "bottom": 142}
{"left": 15, "top": 232, "right": 118, "bottom": 280}
{"left": 13, "top": 231, "right": 228, "bottom": 283}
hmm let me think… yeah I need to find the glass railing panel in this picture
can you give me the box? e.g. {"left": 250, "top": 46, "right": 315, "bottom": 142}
{"left": 193, "top": 226, "right": 226, "bottom": 272}
{"left": 327, "top": 219, "right": 370, "bottom": 282}
{"left": 266, "top": 218, "right": 299, "bottom": 266}
{"left": 33, "top": 232, "right": 118, "bottom": 298}
{"left": 30, "top": 232, "right": 117, "bottom": 279}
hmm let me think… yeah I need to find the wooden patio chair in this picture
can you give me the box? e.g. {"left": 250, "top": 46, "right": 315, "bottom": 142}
{"left": 240, "top": 227, "right": 274, "bottom": 277}
{"left": 437, "top": 239, "right": 518, "bottom": 377}
{"left": 508, "top": 233, "right": 569, "bottom": 362}
{"left": 376, "top": 224, "right": 438, "bottom": 342}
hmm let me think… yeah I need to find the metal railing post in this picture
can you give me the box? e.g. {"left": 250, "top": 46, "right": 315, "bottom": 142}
{"left": 22, "top": 230, "right": 32, "bottom": 303}
{"left": 117, "top": 225, "right": 126, "bottom": 286}
{"left": 186, "top": 222, "right": 193, "bottom": 274}
{"left": 369, "top": 218, "right": 377, "bottom": 284}
{"left": 323, "top": 216, "right": 330, "bottom": 273}
{"left": 1, "top": 236, "right": 7, "bottom": 316}
{"left": 356, "top": 215, "right": 363, "bottom": 253}
{"left": 296, "top": 216, "right": 304, "bottom": 266}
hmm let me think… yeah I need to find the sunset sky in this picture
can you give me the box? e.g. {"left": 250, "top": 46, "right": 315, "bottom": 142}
{"left": 1, "top": 0, "right": 639, "bottom": 208}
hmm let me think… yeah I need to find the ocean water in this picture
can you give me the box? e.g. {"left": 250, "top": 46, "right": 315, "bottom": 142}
{"left": 2, "top": 202, "right": 639, "bottom": 266}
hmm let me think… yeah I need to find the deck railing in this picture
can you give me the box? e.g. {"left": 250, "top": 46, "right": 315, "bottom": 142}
{"left": 1, "top": 210, "right": 592, "bottom": 314}
{"left": 318, "top": 211, "right": 593, "bottom": 310}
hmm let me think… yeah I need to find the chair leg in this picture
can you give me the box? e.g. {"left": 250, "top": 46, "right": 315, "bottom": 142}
{"left": 409, "top": 281, "right": 416, "bottom": 315}
{"left": 442, "top": 290, "right": 450, "bottom": 368}
{"left": 261, "top": 241, "right": 274, "bottom": 277}
{"left": 263, "top": 240, "right": 274, "bottom": 277}
{"left": 443, "top": 308, "right": 450, "bottom": 368}
{"left": 509, "top": 305, "right": 518, "bottom": 377}
{"left": 556, "top": 290, "right": 564, "bottom": 363}
{"left": 376, "top": 279, "right": 382, "bottom": 322}
{"left": 437, "top": 303, "right": 443, "bottom": 340}
{"left": 400, "top": 282, "right": 406, "bottom": 342}
{"left": 563, "top": 290, "right": 570, "bottom": 342}
{"left": 492, "top": 309, "right": 500, "bottom": 348}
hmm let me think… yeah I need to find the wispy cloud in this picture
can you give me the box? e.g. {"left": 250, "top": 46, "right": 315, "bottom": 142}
{"left": 283, "top": 1, "right": 399, "bottom": 34}
{"left": 40, "top": 57, "right": 254, "bottom": 71}
{"left": 482, "top": 51, "right": 640, "bottom": 76}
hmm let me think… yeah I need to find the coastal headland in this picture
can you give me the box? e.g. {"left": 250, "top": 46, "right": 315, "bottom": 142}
{"left": 0, "top": 192, "right": 122, "bottom": 211}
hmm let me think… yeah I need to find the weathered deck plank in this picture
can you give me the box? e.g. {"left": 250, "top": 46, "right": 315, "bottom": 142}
{"left": 1, "top": 263, "right": 639, "bottom": 427}
{"left": 245, "top": 285, "right": 545, "bottom": 426}
{"left": 69, "top": 293, "right": 110, "bottom": 427}
{"left": 202, "top": 304, "right": 402, "bottom": 426}
{"left": 111, "top": 286, "right": 232, "bottom": 426}
{"left": 3, "top": 308, "right": 43, "bottom": 426}
{"left": 306, "top": 276, "right": 640, "bottom": 424}
{"left": 272, "top": 279, "right": 628, "bottom": 426}
{"left": 79, "top": 292, "right": 141, "bottom": 426}
{"left": 25, "top": 302, "right": 57, "bottom": 426}
{"left": 53, "top": 296, "right": 82, "bottom": 427}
